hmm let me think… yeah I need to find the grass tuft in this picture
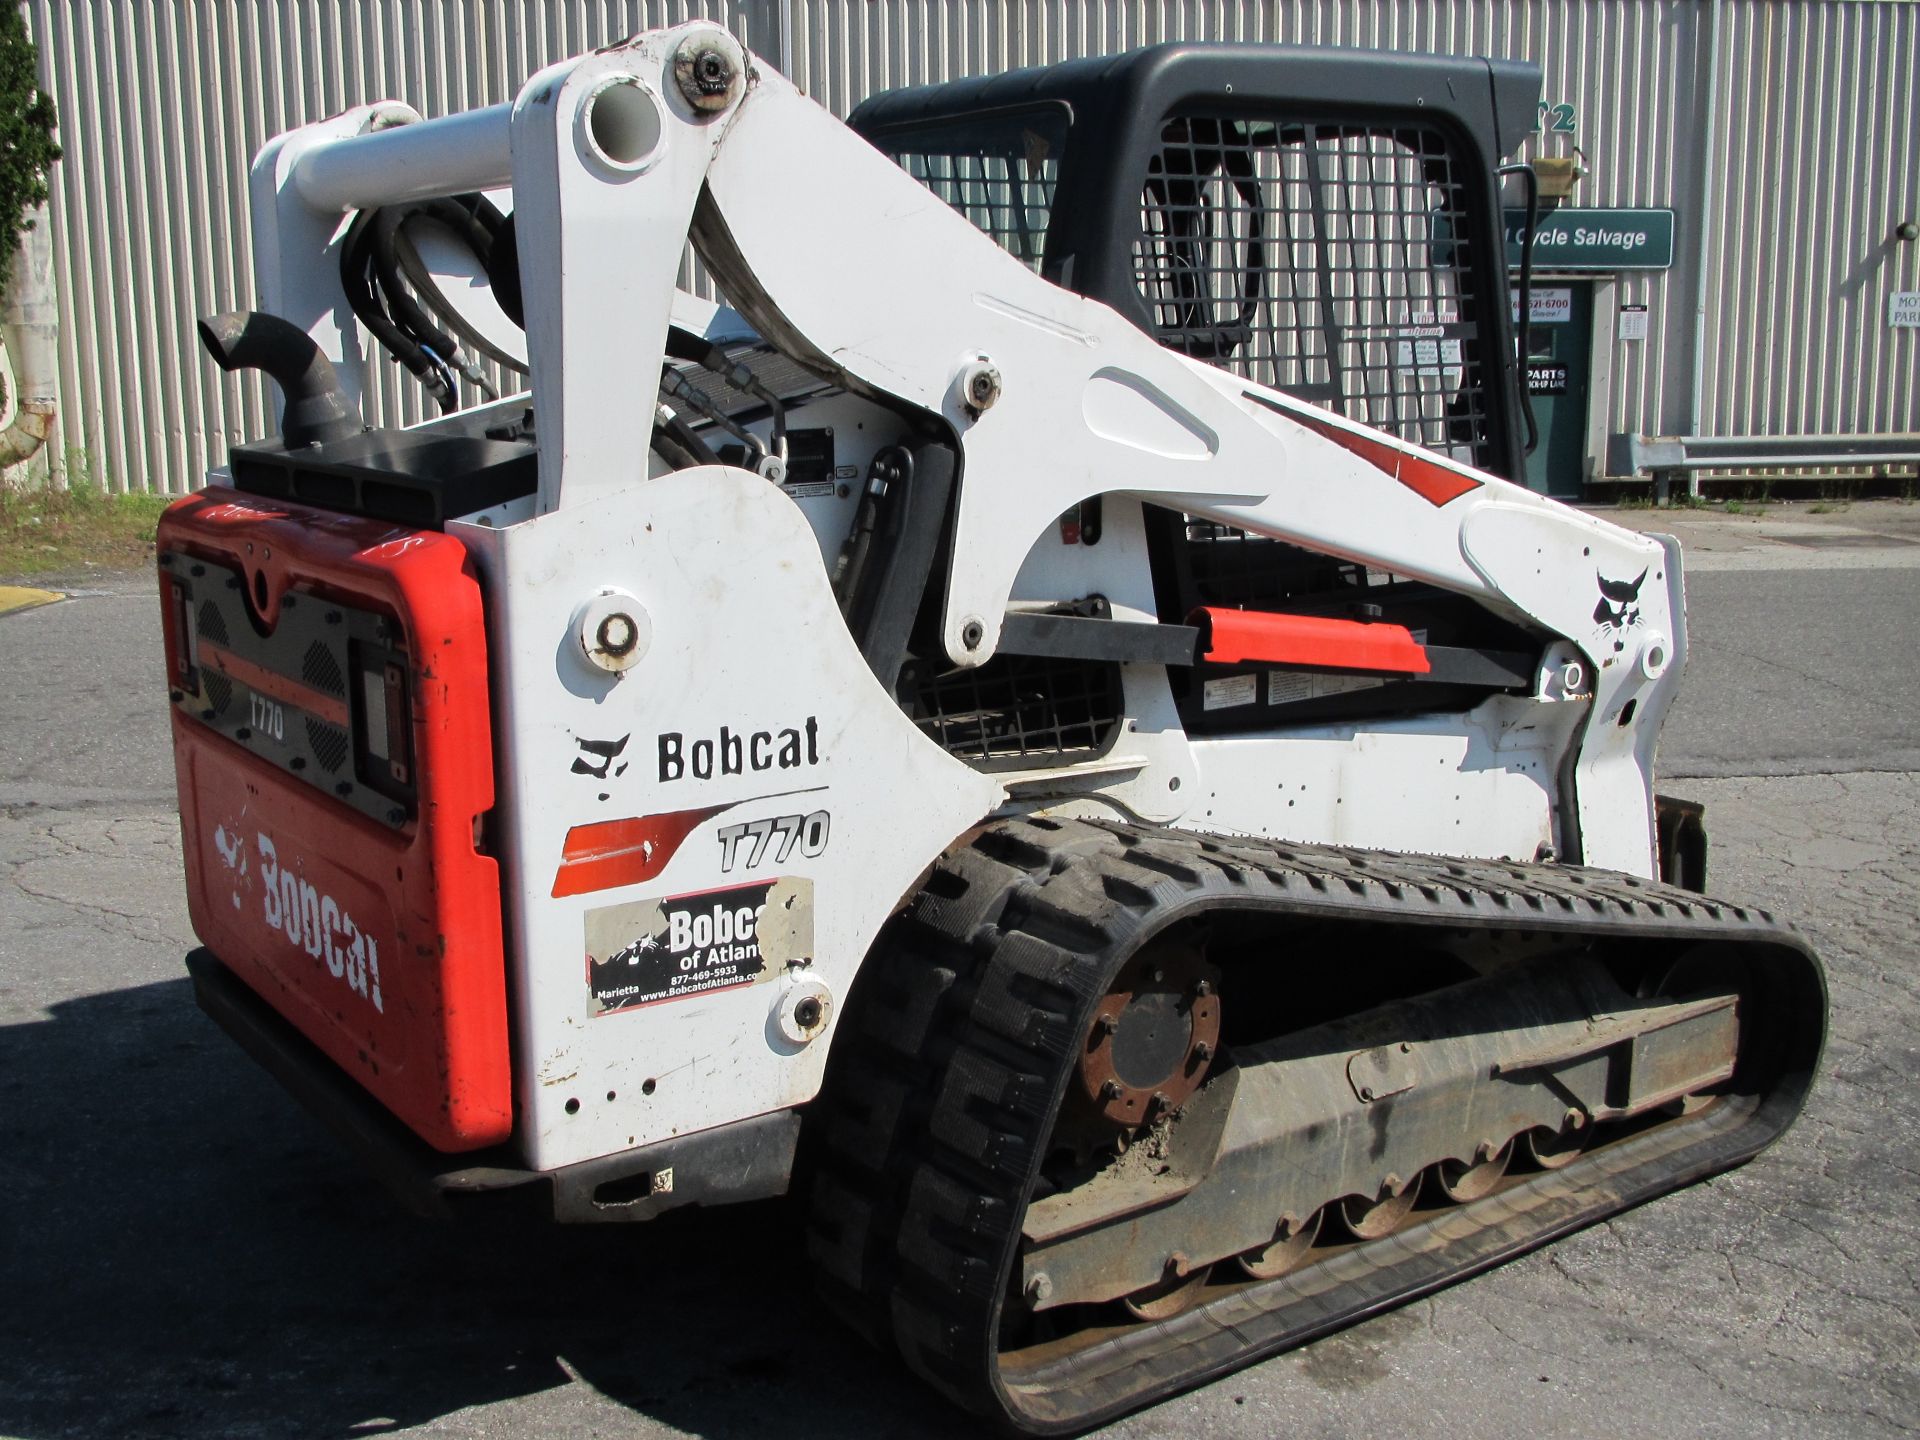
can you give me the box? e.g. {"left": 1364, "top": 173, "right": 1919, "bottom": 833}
{"left": 0, "top": 481, "right": 173, "bottom": 578}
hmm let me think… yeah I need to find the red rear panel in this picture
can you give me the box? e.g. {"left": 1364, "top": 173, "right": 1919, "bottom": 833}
{"left": 159, "top": 488, "right": 510, "bottom": 1152}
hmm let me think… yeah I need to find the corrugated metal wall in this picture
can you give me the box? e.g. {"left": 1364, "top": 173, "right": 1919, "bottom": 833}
{"left": 23, "top": 0, "right": 1919, "bottom": 493}
{"left": 1701, "top": 0, "right": 1918, "bottom": 437}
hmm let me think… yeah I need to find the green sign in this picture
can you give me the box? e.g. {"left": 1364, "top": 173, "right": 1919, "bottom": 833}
{"left": 1505, "top": 207, "right": 1676, "bottom": 271}
{"left": 1532, "top": 101, "right": 1579, "bottom": 135}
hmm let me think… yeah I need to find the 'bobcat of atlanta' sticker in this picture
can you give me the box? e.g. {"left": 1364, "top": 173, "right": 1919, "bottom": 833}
{"left": 584, "top": 877, "right": 812, "bottom": 1016}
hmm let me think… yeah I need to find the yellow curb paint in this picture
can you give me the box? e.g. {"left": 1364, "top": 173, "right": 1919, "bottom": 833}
{"left": 0, "top": 584, "right": 64, "bottom": 616}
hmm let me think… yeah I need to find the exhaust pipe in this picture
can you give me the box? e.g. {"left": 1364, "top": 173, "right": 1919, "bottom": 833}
{"left": 197, "top": 310, "right": 363, "bottom": 449}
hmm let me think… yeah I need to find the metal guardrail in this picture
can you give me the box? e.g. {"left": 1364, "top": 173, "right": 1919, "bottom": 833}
{"left": 1605, "top": 432, "right": 1920, "bottom": 503}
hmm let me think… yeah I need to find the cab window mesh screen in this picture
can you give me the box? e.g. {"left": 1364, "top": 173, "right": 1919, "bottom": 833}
{"left": 878, "top": 109, "right": 1067, "bottom": 272}
{"left": 1134, "top": 116, "right": 1493, "bottom": 469}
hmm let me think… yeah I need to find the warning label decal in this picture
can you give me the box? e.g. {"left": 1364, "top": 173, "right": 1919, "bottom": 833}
{"left": 584, "top": 877, "right": 813, "bottom": 1016}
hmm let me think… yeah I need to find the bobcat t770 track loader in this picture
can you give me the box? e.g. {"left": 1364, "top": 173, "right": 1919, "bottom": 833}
{"left": 158, "top": 24, "right": 1826, "bottom": 1431}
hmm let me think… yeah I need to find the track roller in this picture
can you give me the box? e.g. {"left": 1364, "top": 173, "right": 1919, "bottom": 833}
{"left": 1522, "top": 1118, "right": 1589, "bottom": 1171}
{"left": 1435, "top": 1141, "right": 1514, "bottom": 1203}
{"left": 1340, "top": 1178, "right": 1420, "bottom": 1240}
{"left": 1236, "top": 1209, "right": 1323, "bottom": 1280}
{"left": 1121, "top": 1261, "right": 1212, "bottom": 1320}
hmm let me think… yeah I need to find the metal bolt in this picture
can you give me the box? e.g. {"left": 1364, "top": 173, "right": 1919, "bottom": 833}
{"left": 1399, "top": 1042, "right": 1413, "bottom": 1054}
{"left": 961, "top": 619, "right": 985, "bottom": 651}
{"left": 235, "top": 726, "right": 251, "bottom": 740}
{"left": 1384, "top": 1173, "right": 1403, "bottom": 1193}
{"left": 1193, "top": 978, "right": 1213, "bottom": 998}
{"left": 1359, "top": 1085, "right": 1377, "bottom": 1101}
{"left": 1094, "top": 1013, "right": 1119, "bottom": 1035}
{"left": 1565, "top": 1107, "right": 1586, "bottom": 1131}
{"left": 335, "top": 781, "right": 353, "bottom": 797}
{"left": 960, "top": 359, "right": 1002, "bottom": 412}
{"left": 1100, "top": 1079, "right": 1124, "bottom": 1101}
{"left": 1026, "top": 1273, "right": 1053, "bottom": 1305}
{"left": 793, "top": 996, "right": 823, "bottom": 1031}
{"left": 1192, "top": 1041, "right": 1214, "bottom": 1063}
{"left": 1166, "top": 1251, "right": 1190, "bottom": 1277}
{"left": 1150, "top": 1090, "right": 1172, "bottom": 1115}
{"left": 673, "top": 35, "right": 741, "bottom": 112}
{"left": 387, "top": 808, "right": 405, "bottom": 825}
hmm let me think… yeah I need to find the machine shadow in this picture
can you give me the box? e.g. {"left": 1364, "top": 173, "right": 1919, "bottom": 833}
{"left": 0, "top": 977, "right": 969, "bottom": 1439}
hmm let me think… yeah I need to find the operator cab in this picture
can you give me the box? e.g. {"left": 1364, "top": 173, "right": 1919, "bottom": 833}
{"left": 850, "top": 43, "right": 1546, "bottom": 739}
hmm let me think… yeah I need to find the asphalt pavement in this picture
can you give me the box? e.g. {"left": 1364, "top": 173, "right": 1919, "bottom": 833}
{"left": 2, "top": 502, "right": 1916, "bottom": 1439}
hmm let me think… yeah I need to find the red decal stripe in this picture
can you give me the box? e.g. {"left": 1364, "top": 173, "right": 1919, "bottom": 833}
{"left": 198, "top": 639, "right": 352, "bottom": 726}
{"left": 1192, "top": 607, "right": 1432, "bottom": 674}
{"left": 553, "top": 805, "right": 730, "bottom": 898}
{"left": 1290, "top": 411, "right": 1483, "bottom": 507}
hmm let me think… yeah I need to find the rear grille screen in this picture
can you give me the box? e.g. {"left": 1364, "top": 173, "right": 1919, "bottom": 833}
{"left": 201, "top": 670, "right": 233, "bottom": 715}
{"left": 196, "top": 599, "right": 229, "bottom": 648}
{"left": 1134, "top": 117, "right": 1495, "bottom": 470}
{"left": 306, "top": 718, "right": 350, "bottom": 774}
{"left": 303, "top": 641, "right": 346, "bottom": 698}
{"left": 911, "top": 654, "right": 1121, "bottom": 768}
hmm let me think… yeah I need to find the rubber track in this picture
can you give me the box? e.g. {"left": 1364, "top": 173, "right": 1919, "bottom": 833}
{"left": 805, "top": 815, "right": 1825, "bottom": 1433}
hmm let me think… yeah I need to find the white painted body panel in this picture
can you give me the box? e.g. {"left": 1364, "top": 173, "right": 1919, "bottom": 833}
{"left": 1184, "top": 693, "right": 1587, "bottom": 861}
{"left": 452, "top": 468, "right": 999, "bottom": 1169}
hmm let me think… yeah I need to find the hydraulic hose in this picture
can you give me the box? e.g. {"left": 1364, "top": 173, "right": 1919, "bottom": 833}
{"left": 390, "top": 196, "right": 527, "bottom": 375}
{"left": 341, "top": 192, "right": 524, "bottom": 411}
{"left": 340, "top": 208, "right": 453, "bottom": 409}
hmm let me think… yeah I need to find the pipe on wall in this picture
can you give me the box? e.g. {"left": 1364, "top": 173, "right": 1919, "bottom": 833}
{"left": 0, "top": 206, "right": 60, "bottom": 474}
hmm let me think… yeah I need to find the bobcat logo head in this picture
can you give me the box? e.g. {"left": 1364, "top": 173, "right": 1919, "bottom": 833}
{"left": 1593, "top": 569, "right": 1648, "bottom": 632}
{"left": 612, "top": 933, "right": 661, "bottom": 966}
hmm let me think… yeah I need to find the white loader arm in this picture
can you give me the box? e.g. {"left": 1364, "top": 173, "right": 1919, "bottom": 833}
{"left": 254, "top": 22, "right": 1681, "bottom": 873}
